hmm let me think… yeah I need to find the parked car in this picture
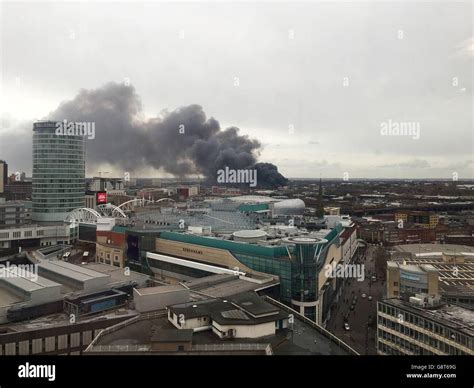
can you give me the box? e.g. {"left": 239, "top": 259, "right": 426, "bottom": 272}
{"left": 368, "top": 296, "right": 373, "bottom": 301}
{"left": 344, "top": 322, "right": 350, "bottom": 331}
{"left": 361, "top": 293, "right": 367, "bottom": 298}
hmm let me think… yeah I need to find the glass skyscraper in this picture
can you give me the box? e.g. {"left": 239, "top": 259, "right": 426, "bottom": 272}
{"left": 32, "top": 121, "right": 85, "bottom": 222}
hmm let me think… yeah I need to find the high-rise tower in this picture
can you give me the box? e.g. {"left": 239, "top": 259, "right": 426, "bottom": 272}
{"left": 32, "top": 121, "right": 85, "bottom": 222}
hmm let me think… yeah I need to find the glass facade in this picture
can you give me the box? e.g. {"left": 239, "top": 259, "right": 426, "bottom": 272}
{"left": 290, "top": 243, "right": 320, "bottom": 304}
{"left": 235, "top": 252, "right": 292, "bottom": 302}
{"left": 32, "top": 121, "right": 85, "bottom": 222}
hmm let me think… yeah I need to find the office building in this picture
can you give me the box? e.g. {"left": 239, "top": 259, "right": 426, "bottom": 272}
{"left": 32, "top": 121, "right": 85, "bottom": 222}
{"left": 0, "top": 199, "right": 31, "bottom": 227}
{"left": 377, "top": 297, "right": 473, "bottom": 355}
{"left": 395, "top": 211, "right": 440, "bottom": 229}
{"left": 0, "top": 223, "right": 76, "bottom": 250}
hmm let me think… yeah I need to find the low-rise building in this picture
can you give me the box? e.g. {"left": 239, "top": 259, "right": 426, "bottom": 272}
{"left": 168, "top": 293, "right": 290, "bottom": 340}
{"left": 0, "top": 223, "right": 78, "bottom": 250}
{"left": 386, "top": 261, "right": 439, "bottom": 299}
{"left": 0, "top": 199, "right": 31, "bottom": 227}
{"left": 96, "top": 226, "right": 127, "bottom": 268}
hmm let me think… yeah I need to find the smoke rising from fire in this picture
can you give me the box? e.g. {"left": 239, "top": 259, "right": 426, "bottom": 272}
{"left": 47, "top": 82, "right": 287, "bottom": 187}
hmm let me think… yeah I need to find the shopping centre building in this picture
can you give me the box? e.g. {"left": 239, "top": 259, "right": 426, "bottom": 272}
{"left": 139, "top": 225, "right": 345, "bottom": 325}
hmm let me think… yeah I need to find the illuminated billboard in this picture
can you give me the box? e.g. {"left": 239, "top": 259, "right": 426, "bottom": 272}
{"left": 96, "top": 191, "right": 107, "bottom": 204}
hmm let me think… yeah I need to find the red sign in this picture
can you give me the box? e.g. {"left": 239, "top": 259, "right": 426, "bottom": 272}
{"left": 96, "top": 191, "right": 107, "bottom": 204}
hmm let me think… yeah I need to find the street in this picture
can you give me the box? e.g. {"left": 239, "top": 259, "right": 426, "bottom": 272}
{"left": 327, "top": 245, "right": 385, "bottom": 355}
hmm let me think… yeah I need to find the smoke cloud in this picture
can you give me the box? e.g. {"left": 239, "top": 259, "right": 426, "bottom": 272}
{"left": 47, "top": 82, "right": 286, "bottom": 187}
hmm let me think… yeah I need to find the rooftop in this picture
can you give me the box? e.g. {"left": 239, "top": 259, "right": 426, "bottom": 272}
{"left": 183, "top": 273, "right": 279, "bottom": 298}
{"left": 150, "top": 329, "right": 193, "bottom": 343}
{"left": 37, "top": 259, "right": 110, "bottom": 283}
{"left": 382, "top": 298, "right": 474, "bottom": 337}
{"left": 91, "top": 307, "right": 349, "bottom": 355}
{"left": 393, "top": 244, "right": 474, "bottom": 256}
{"left": 134, "top": 284, "right": 186, "bottom": 296}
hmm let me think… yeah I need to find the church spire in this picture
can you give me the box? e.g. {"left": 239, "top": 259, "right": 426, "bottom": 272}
{"left": 316, "top": 177, "right": 324, "bottom": 218}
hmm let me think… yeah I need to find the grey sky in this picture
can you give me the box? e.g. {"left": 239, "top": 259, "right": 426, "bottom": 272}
{"left": 0, "top": 1, "right": 472, "bottom": 179}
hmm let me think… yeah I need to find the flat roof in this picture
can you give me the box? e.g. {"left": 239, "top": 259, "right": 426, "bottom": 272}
{"left": 0, "top": 268, "right": 61, "bottom": 293}
{"left": 230, "top": 292, "right": 279, "bottom": 317}
{"left": 168, "top": 299, "right": 232, "bottom": 319}
{"left": 77, "top": 262, "right": 149, "bottom": 285}
{"left": 183, "top": 274, "right": 279, "bottom": 298}
{"left": 232, "top": 229, "right": 268, "bottom": 238}
{"left": 151, "top": 329, "right": 193, "bottom": 343}
{"left": 390, "top": 258, "right": 474, "bottom": 295}
{"left": 94, "top": 308, "right": 349, "bottom": 355}
{"left": 0, "top": 288, "right": 23, "bottom": 307}
{"left": 394, "top": 244, "right": 474, "bottom": 255}
{"left": 381, "top": 299, "right": 474, "bottom": 337}
{"left": 135, "top": 284, "right": 186, "bottom": 296}
{"left": 37, "top": 260, "right": 110, "bottom": 282}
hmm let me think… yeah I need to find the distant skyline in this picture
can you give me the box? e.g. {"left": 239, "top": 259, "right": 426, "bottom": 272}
{"left": 0, "top": 1, "right": 472, "bottom": 179}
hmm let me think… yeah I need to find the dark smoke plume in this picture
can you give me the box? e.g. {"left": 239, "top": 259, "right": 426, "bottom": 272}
{"left": 253, "top": 162, "right": 288, "bottom": 188}
{"left": 47, "top": 82, "right": 287, "bottom": 188}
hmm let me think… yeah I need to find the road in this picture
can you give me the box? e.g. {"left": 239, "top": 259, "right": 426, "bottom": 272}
{"left": 326, "top": 245, "right": 385, "bottom": 355}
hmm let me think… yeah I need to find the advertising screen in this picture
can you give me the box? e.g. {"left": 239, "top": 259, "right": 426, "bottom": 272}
{"left": 96, "top": 191, "right": 107, "bottom": 204}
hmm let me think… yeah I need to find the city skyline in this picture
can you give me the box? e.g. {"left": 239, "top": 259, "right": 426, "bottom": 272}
{"left": 0, "top": 1, "right": 473, "bottom": 180}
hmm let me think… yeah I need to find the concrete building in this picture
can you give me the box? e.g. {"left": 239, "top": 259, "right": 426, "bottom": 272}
{"left": 395, "top": 211, "right": 440, "bottom": 229}
{"left": 0, "top": 223, "right": 77, "bottom": 249}
{"left": 0, "top": 311, "right": 135, "bottom": 355}
{"left": 32, "top": 121, "right": 85, "bottom": 222}
{"left": 4, "top": 181, "right": 32, "bottom": 201}
{"left": 0, "top": 160, "right": 7, "bottom": 194}
{"left": 88, "top": 177, "right": 124, "bottom": 192}
{"left": 36, "top": 259, "right": 111, "bottom": 293}
{"left": 168, "top": 292, "right": 290, "bottom": 339}
{"left": 0, "top": 199, "right": 31, "bottom": 227}
{"left": 84, "top": 286, "right": 354, "bottom": 355}
{"left": 133, "top": 284, "right": 190, "bottom": 313}
{"left": 0, "top": 252, "right": 149, "bottom": 324}
{"left": 389, "top": 244, "right": 474, "bottom": 309}
{"left": 0, "top": 269, "right": 62, "bottom": 323}
{"left": 377, "top": 297, "right": 473, "bottom": 355}
{"left": 386, "top": 262, "right": 439, "bottom": 299}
